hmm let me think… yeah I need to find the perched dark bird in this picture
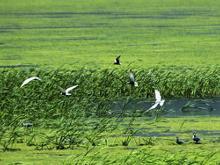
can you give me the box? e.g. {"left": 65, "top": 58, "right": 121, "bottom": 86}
{"left": 114, "top": 55, "right": 121, "bottom": 65}
{"left": 192, "top": 133, "right": 201, "bottom": 144}
{"left": 128, "top": 71, "right": 138, "bottom": 87}
{"left": 176, "top": 137, "right": 184, "bottom": 145}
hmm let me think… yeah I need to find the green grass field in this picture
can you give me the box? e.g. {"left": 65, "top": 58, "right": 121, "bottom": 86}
{"left": 1, "top": 0, "right": 220, "bottom": 164}
{"left": 0, "top": 117, "right": 220, "bottom": 164}
{"left": 0, "top": 0, "right": 220, "bottom": 68}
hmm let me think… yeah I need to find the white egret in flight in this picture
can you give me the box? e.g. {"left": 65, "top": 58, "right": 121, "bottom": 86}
{"left": 148, "top": 90, "right": 165, "bottom": 110}
{"left": 20, "top": 76, "right": 41, "bottom": 88}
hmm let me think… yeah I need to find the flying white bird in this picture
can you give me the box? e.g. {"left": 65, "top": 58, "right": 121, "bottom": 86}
{"left": 129, "top": 72, "right": 138, "bottom": 87}
{"left": 59, "top": 85, "right": 78, "bottom": 96}
{"left": 148, "top": 90, "right": 165, "bottom": 110}
{"left": 20, "top": 76, "right": 41, "bottom": 88}
{"left": 114, "top": 55, "right": 121, "bottom": 65}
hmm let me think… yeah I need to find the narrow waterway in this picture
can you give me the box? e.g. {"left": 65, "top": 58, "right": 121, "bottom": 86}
{"left": 111, "top": 97, "right": 220, "bottom": 116}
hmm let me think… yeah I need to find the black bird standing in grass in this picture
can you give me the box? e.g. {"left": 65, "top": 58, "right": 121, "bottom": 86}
{"left": 192, "top": 132, "right": 201, "bottom": 144}
{"left": 114, "top": 55, "right": 121, "bottom": 65}
{"left": 176, "top": 137, "right": 184, "bottom": 145}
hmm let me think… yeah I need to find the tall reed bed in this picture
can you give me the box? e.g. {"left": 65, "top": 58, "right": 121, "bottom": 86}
{"left": 0, "top": 66, "right": 219, "bottom": 150}
{"left": 1, "top": 66, "right": 219, "bottom": 118}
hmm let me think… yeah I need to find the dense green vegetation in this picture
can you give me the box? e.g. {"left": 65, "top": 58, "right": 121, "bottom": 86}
{"left": 1, "top": 66, "right": 220, "bottom": 104}
{"left": 0, "top": 0, "right": 220, "bottom": 68}
{"left": 0, "top": 67, "right": 220, "bottom": 164}
{"left": 1, "top": 0, "right": 220, "bottom": 164}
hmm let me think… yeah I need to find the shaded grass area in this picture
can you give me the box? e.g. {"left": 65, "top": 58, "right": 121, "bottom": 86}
{"left": 0, "top": 117, "right": 220, "bottom": 164}
{"left": 0, "top": 0, "right": 220, "bottom": 68}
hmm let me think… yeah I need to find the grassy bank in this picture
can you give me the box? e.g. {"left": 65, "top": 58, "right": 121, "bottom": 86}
{"left": 0, "top": 116, "right": 220, "bottom": 164}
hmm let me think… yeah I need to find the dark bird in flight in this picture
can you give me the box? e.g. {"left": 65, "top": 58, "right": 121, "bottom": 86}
{"left": 114, "top": 55, "right": 121, "bottom": 65}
